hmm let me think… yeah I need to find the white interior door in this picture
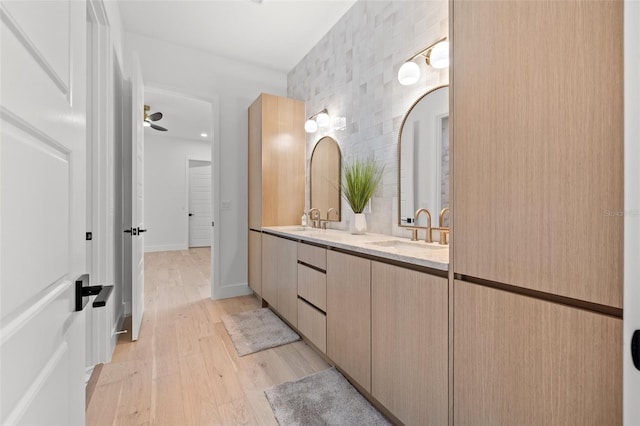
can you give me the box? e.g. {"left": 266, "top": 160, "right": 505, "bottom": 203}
{"left": 130, "top": 55, "right": 145, "bottom": 341}
{"left": 1, "top": 1, "right": 86, "bottom": 424}
{"left": 188, "top": 161, "right": 212, "bottom": 248}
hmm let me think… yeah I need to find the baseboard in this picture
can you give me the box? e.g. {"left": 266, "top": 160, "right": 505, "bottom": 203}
{"left": 212, "top": 282, "right": 253, "bottom": 300}
{"left": 144, "top": 243, "right": 187, "bottom": 253}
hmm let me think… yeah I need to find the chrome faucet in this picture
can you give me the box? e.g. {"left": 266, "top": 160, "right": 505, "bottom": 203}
{"left": 414, "top": 208, "right": 433, "bottom": 243}
{"left": 308, "top": 208, "right": 321, "bottom": 228}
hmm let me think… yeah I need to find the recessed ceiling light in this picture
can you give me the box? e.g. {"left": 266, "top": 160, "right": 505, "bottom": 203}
{"left": 200, "top": 133, "right": 208, "bottom": 138}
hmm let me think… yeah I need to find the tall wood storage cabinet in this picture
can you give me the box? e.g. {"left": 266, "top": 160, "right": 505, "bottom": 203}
{"left": 451, "top": 1, "right": 623, "bottom": 424}
{"left": 247, "top": 93, "right": 305, "bottom": 296}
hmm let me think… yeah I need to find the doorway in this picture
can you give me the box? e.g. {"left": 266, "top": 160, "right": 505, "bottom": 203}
{"left": 187, "top": 159, "right": 212, "bottom": 248}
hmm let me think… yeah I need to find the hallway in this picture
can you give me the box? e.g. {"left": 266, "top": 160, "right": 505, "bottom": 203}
{"left": 86, "top": 248, "right": 329, "bottom": 425}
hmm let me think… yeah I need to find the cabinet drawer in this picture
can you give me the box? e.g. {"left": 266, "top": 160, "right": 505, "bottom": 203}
{"left": 298, "top": 242, "right": 326, "bottom": 270}
{"left": 297, "top": 264, "right": 326, "bottom": 311}
{"left": 297, "top": 298, "right": 326, "bottom": 354}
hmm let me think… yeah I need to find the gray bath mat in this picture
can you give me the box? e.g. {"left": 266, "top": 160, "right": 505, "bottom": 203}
{"left": 265, "top": 368, "right": 391, "bottom": 425}
{"left": 221, "top": 308, "right": 300, "bottom": 356}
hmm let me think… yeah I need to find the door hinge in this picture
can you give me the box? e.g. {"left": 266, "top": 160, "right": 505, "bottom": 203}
{"left": 86, "top": 232, "right": 93, "bottom": 241}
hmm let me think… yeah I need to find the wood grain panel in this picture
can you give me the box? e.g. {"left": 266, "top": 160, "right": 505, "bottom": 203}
{"left": 261, "top": 234, "right": 278, "bottom": 308}
{"left": 247, "top": 95, "right": 262, "bottom": 230}
{"left": 451, "top": 0, "right": 623, "bottom": 307}
{"left": 371, "top": 262, "right": 448, "bottom": 426}
{"left": 248, "top": 230, "right": 261, "bottom": 296}
{"left": 260, "top": 94, "right": 305, "bottom": 227}
{"left": 297, "top": 242, "right": 326, "bottom": 270}
{"left": 297, "top": 264, "right": 326, "bottom": 311}
{"left": 453, "top": 280, "right": 622, "bottom": 425}
{"left": 326, "top": 250, "right": 371, "bottom": 391}
{"left": 297, "top": 299, "right": 327, "bottom": 354}
{"left": 276, "top": 237, "right": 298, "bottom": 327}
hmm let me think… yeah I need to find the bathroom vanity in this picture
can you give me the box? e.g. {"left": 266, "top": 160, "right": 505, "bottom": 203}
{"left": 258, "top": 226, "right": 449, "bottom": 425}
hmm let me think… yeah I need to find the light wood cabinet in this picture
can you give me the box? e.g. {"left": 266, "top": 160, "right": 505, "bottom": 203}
{"left": 326, "top": 250, "right": 371, "bottom": 391}
{"left": 276, "top": 237, "right": 298, "bottom": 327}
{"left": 248, "top": 230, "right": 261, "bottom": 296}
{"left": 371, "top": 262, "right": 448, "bottom": 426}
{"left": 248, "top": 93, "right": 304, "bottom": 299}
{"left": 261, "top": 234, "right": 298, "bottom": 326}
{"left": 297, "top": 264, "right": 326, "bottom": 311}
{"left": 451, "top": 0, "right": 623, "bottom": 307}
{"left": 297, "top": 299, "right": 326, "bottom": 354}
{"left": 261, "top": 234, "right": 278, "bottom": 308}
{"left": 248, "top": 93, "right": 305, "bottom": 229}
{"left": 453, "top": 280, "right": 622, "bottom": 425}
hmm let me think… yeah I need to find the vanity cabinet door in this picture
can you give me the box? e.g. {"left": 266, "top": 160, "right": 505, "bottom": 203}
{"left": 261, "top": 234, "right": 278, "bottom": 308}
{"left": 454, "top": 280, "right": 622, "bottom": 426}
{"left": 248, "top": 230, "right": 262, "bottom": 296}
{"left": 326, "top": 250, "right": 371, "bottom": 391}
{"left": 452, "top": 0, "right": 623, "bottom": 307}
{"left": 371, "top": 262, "right": 448, "bottom": 426}
{"left": 276, "top": 237, "right": 298, "bottom": 327}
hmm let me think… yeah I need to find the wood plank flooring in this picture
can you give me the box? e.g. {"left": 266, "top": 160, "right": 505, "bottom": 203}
{"left": 86, "top": 248, "right": 330, "bottom": 425}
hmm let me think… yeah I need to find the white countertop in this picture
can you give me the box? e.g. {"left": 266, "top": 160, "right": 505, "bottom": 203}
{"left": 262, "top": 226, "right": 449, "bottom": 272}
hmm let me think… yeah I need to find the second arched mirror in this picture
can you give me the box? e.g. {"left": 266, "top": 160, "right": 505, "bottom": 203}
{"left": 310, "top": 136, "right": 341, "bottom": 221}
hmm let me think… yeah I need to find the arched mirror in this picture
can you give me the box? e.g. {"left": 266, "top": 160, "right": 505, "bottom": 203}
{"left": 398, "top": 85, "right": 449, "bottom": 228}
{"left": 310, "top": 136, "right": 341, "bottom": 221}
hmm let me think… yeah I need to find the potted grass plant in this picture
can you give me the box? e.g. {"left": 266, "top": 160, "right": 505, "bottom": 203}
{"left": 341, "top": 158, "right": 384, "bottom": 234}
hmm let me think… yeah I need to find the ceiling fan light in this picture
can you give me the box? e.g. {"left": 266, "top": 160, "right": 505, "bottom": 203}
{"left": 143, "top": 120, "right": 151, "bottom": 127}
{"left": 305, "top": 119, "right": 318, "bottom": 133}
{"left": 398, "top": 61, "right": 420, "bottom": 85}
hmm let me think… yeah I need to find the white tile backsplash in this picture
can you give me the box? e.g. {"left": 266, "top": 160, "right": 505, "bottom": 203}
{"left": 288, "top": 0, "right": 448, "bottom": 237}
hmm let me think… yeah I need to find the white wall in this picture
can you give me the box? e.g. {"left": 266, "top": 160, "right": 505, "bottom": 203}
{"left": 144, "top": 134, "right": 211, "bottom": 252}
{"left": 123, "top": 31, "right": 287, "bottom": 298}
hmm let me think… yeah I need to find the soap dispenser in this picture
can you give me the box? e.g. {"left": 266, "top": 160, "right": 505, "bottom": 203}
{"left": 301, "top": 210, "right": 308, "bottom": 227}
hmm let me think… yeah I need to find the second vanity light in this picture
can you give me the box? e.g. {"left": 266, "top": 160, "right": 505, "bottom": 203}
{"left": 397, "top": 36, "right": 449, "bottom": 86}
{"left": 304, "top": 108, "right": 330, "bottom": 133}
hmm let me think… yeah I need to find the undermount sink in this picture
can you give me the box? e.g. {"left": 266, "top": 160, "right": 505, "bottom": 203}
{"left": 368, "top": 240, "right": 448, "bottom": 250}
{"left": 279, "top": 226, "right": 314, "bottom": 232}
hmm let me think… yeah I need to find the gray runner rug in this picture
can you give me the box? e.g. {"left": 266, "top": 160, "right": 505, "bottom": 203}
{"left": 221, "top": 308, "right": 300, "bottom": 356}
{"left": 265, "top": 368, "right": 391, "bottom": 425}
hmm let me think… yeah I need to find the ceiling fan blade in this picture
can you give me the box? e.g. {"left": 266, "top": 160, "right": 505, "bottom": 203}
{"left": 148, "top": 112, "right": 163, "bottom": 121}
{"left": 150, "top": 123, "right": 168, "bottom": 131}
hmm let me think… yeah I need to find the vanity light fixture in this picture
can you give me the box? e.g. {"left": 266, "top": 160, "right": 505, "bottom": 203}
{"left": 305, "top": 108, "right": 330, "bottom": 133}
{"left": 398, "top": 36, "right": 449, "bottom": 86}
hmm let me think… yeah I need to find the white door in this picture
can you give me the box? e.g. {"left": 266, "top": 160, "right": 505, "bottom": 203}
{"left": 624, "top": 1, "right": 640, "bottom": 423}
{"left": 188, "top": 161, "right": 212, "bottom": 248}
{"left": 1, "top": 1, "right": 87, "bottom": 424}
{"left": 130, "top": 55, "right": 145, "bottom": 342}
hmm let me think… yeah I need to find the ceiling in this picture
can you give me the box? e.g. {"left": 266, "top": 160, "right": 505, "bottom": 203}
{"left": 117, "top": 0, "right": 357, "bottom": 73}
{"left": 144, "top": 89, "right": 213, "bottom": 142}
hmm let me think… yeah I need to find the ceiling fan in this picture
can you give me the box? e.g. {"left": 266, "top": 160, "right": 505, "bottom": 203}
{"left": 144, "top": 105, "right": 167, "bottom": 131}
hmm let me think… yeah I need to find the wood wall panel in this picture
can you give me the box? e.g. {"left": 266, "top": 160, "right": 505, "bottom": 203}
{"left": 453, "top": 280, "right": 622, "bottom": 426}
{"left": 451, "top": 0, "right": 623, "bottom": 307}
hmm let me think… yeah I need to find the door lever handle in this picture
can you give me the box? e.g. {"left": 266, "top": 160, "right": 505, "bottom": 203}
{"left": 189, "top": 213, "right": 194, "bottom": 217}
{"left": 633, "top": 330, "right": 640, "bottom": 371}
{"left": 123, "top": 228, "right": 132, "bottom": 234}
{"left": 137, "top": 227, "right": 147, "bottom": 234}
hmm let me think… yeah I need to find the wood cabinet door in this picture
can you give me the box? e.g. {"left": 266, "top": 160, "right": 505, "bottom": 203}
{"left": 276, "top": 237, "right": 298, "bottom": 327}
{"left": 326, "top": 250, "right": 371, "bottom": 391}
{"left": 248, "top": 230, "right": 262, "bottom": 296}
{"left": 371, "top": 262, "right": 448, "bottom": 425}
{"left": 247, "top": 96, "right": 262, "bottom": 230}
{"left": 261, "top": 234, "right": 278, "bottom": 308}
{"left": 452, "top": 0, "right": 623, "bottom": 307}
{"left": 454, "top": 280, "right": 622, "bottom": 425}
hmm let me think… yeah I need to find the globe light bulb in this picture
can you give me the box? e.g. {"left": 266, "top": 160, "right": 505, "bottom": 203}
{"left": 397, "top": 61, "right": 420, "bottom": 85}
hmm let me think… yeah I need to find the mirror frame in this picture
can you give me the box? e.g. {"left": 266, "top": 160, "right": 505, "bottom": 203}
{"left": 310, "top": 136, "right": 342, "bottom": 222}
{"left": 397, "top": 84, "right": 449, "bottom": 228}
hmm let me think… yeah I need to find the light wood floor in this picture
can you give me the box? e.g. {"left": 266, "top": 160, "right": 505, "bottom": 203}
{"left": 86, "top": 248, "right": 330, "bottom": 425}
